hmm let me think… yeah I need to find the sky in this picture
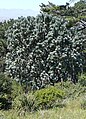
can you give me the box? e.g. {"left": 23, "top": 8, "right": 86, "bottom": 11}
{"left": 0, "top": 0, "right": 77, "bottom": 11}
{"left": 0, "top": 0, "right": 79, "bottom": 20}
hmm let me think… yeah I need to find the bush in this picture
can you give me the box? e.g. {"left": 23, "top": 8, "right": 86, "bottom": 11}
{"left": 55, "top": 81, "right": 86, "bottom": 99}
{"left": 13, "top": 86, "right": 65, "bottom": 111}
{"left": 0, "top": 73, "right": 12, "bottom": 109}
{"left": 0, "top": 73, "right": 24, "bottom": 110}
{"left": 11, "top": 80, "right": 23, "bottom": 99}
{"left": 12, "top": 93, "right": 37, "bottom": 112}
{"left": 34, "top": 86, "right": 65, "bottom": 109}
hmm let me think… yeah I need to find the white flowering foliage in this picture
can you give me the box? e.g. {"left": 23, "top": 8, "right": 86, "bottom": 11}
{"left": 5, "top": 14, "right": 86, "bottom": 89}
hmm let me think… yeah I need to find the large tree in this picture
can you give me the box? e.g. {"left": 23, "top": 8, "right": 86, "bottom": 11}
{"left": 5, "top": 14, "right": 86, "bottom": 90}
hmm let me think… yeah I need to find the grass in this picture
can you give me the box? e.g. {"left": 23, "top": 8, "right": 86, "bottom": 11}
{"left": 0, "top": 96, "right": 86, "bottom": 119}
{"left": 0, "top": 79, "right": 86, "bottom": 119}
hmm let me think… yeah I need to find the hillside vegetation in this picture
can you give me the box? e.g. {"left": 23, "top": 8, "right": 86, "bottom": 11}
{"left": 0, "top": 0, "right": 86, "bottom": 118}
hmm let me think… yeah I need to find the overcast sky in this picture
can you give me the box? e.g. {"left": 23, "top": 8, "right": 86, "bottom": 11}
{"left": 0, "top": 0, "right": 78, "bottom": 11}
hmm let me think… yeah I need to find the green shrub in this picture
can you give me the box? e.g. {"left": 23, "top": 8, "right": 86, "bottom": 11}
{"left": 11, "top": 80, "right": 23, "bottom": 99}
{"left": 34, "top": 86, "right": 65, "bottom": 109}
{"left": 0, "top": 73, "right": 12, "bottom": 109}
{"left": 55, "top": 81, "right": 76, "bottom": 98}
{"left": 55, "top": 81, "right": 86, "bottom": 99}
{"left": 12, "top": 86, "right": 65, "bottom": 111}
{"left": 12, "top": 93, "right": 37, "bottom": 112}
{"left": 0, "top": 73, "right": 24, "bottom": 110}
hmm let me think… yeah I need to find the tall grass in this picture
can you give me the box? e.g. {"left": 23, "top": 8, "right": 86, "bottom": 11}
{"left": 0, "top": 96, "right": 86, "bottom": 119}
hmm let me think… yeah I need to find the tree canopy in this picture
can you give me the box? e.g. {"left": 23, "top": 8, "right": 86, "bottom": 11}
{"left": 5, "top": 14, "right": 86, "bottom": 90}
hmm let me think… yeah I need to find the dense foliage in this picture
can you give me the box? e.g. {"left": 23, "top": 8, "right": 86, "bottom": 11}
{"left": 34, "top": 86, "right": 65, "bottom": 109}
{"left": 40, "top": 0, "right": 86, "bottom": 27}
{"left": 0, "top": 73, "right": 23, "bottom": 110}
{"left": 40, "top": 0, "right": 86, "bottom": 17}
{"left": 0, "top": 0, "right": 86, "bottom": 116}
{"left": 0, "top": 73, "right": 12, "bottom": 109}
{"left": 0, "top": 19, "right": 14, "bottom": 72}
{"left": 5, "top": 14, "right": 86, "bottom": 90}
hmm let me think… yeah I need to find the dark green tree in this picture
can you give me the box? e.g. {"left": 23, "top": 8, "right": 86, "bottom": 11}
{"left": 0, "top": 19, "right": 14, "bottom": 72}
{"left": 39, "top": 0, "right": 86, "bottom": 24}
{"left": 0, "top": 73, "right": 12, "bottom": 109}
{"left": 5, "top": 14, "right": 86, "bottom": 90}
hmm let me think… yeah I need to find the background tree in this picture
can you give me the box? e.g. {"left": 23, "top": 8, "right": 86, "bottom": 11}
{"left": 5, "top": 14, "right": 86, "bottom": 90}
{"left": 40, "top": 0, "right": 86, "bottom": 26}
{"left": 0, "top": 19, "right": 14, "bottom": 72}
